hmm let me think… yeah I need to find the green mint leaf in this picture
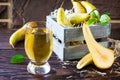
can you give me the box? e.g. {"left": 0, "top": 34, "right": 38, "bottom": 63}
{"left": 10, "top": 54, "right": 25, "bottom": 64}
{"left": 87, "top": 18, "right": 97, "bottom": 26}
{"left": 90, "top": 10, "right": 100, "bottom": 20}
{"left": 99, "top": 14, "right": 111, "bottom": 26}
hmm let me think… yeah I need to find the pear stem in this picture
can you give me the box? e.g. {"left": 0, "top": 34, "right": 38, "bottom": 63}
{"left": 60, "top": 1, "right": 65, "bottom": 8}
{"left": 11, "top": 44, "right": 15, "bottom": 48}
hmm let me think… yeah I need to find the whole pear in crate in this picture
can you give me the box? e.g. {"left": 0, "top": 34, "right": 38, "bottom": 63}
{"left": 57, "top": 6, "right": 73, "bottom": 28}
{"left": 71, "top": 0, "right": 86, "bottom": 13}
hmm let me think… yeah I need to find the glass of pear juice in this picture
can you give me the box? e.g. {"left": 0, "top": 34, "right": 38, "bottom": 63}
{"left": 25, "top": 21, "right": 53, "bottom": 75}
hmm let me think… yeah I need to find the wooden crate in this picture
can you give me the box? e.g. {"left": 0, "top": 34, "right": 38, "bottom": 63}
{"left": 46, "top": 16, "right": 111, "bottom": 61}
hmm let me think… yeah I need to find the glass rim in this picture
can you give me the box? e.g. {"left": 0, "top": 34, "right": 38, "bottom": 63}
{"left": 26, "top": 21, "right": 46, "bottom": 29}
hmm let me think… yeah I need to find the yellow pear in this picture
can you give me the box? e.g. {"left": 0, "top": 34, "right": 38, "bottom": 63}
{"left": 67, "top": 13, "right": 90, "bottom": 24}
{"left": 57, "top": 7, "right": 73, "bottom": 28}
{"left": 82, "top": 22, "right": 114, "bottom": 69}
{"left": 9, "top": 21, "right": 38, "bottom": 48}
{"left": 71, "top": 0, "right": 86, "bottom": 13}
{"left": 81, "top": 1, "right": 96, "bottom": 14}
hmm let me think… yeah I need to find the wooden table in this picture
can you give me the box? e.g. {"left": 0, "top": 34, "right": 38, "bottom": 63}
{"left": 0, "top": 27, "right": 120, "bottom": 80}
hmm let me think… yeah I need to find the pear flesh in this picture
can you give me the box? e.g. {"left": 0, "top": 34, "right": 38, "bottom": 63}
{"left": 77, "top": 53, "right": 92, "bottom": 69}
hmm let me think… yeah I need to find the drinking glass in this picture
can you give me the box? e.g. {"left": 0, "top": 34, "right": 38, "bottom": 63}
{"left": 25, "top": 21, "right": 53, "bottom": 75}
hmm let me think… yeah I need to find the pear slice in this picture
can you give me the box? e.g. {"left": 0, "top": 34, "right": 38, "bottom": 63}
{"left": 82, "top": 23, "right": 114, "bottom": 69}
{"left": 77, "top": 53, "right": 92, "bottom": 69}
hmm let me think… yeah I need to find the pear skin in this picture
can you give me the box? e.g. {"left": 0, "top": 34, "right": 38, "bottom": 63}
{"left": 9, "top": 21, "right": 37, "bottom": 48}
{"left": 71, "top": 0, "right": 86, "bottom": 13}
{"left": 9, "top": 25, "right": 26, "bottom": 48}
{"left": 67, "top": 13, "right": 90, "bottom": 24}
{"left": 81, "top": 1, "right": 96, "bottom": 14}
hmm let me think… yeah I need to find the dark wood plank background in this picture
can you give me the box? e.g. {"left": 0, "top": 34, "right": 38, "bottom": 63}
{"left": 0, "top": 0, "right": 120, "bottom": 40}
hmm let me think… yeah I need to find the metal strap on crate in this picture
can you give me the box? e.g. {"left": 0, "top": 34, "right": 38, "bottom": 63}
{"left": 0, "top": 0, "right": 12, "bottom": 29}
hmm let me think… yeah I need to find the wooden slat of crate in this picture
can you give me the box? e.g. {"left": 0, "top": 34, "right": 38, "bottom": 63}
{"left": 64, "top": 24, "right": 111, "bottom": 42}
{"left": 47, "top": 16, "right": 65, "bottom": 44}
{"left": 47, "top": 16, "right": 111, "bottom": 43}
{"left": 53, "top": 38, "right": 64, "bottom": 60}
{"left": 53, "top": 36, "right": 109, "bottom": 60}
{"left": 64, "top": 41, "right": 109, "bottom": 60}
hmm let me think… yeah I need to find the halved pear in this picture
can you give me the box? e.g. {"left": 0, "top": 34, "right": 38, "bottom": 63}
{"left": 82, "top": 23, "right": 114, "bottom": 69}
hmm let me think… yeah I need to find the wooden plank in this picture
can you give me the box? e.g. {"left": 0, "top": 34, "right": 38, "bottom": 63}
{"left": 47, "top": 16, "right": 65, "bottom": 43}
{"left": 7, "top": 0, "right": 13, "bottom": 29}
{"left": 64, "top": 41, "right": 110, "bottom": 60}
{"left": 110, "top": 23, "right": 120, "bottom": 40}
{"left": 0, "top": 19, "right": 10, "bottom": 22}
{"left": 53, "top": 36, "right": 110, "bottom": 61}
{"left": 12, "top": 0, "right": 57, "bottom": 27}
{"left": 64, "top": 24, "right": 111, "bottom": 42}
{"left": 0, "top": 0, "right": 12, "bottom": 28}
{"left": 52, "top": 38, "right": 64, "bottom": 60}
{"left": 0, "top": 2, "right": 11, "bottom": 6}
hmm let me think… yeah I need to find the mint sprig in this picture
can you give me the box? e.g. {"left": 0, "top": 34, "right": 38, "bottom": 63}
{"left": 88, "top": 10, "right": 100, "bottom": 25}
{"left": 10, "top": 54, "right": 25, "bottom": 64}
{"left": 88, "top": 10, "right": 111, "bottom": 26}
{"left": 87, "top": 18, "right": 97, "bottom": 26}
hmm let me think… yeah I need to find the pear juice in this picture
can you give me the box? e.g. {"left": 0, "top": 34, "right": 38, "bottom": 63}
{"left": 25, "top": 28, "right": 53, "bottom": 63}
